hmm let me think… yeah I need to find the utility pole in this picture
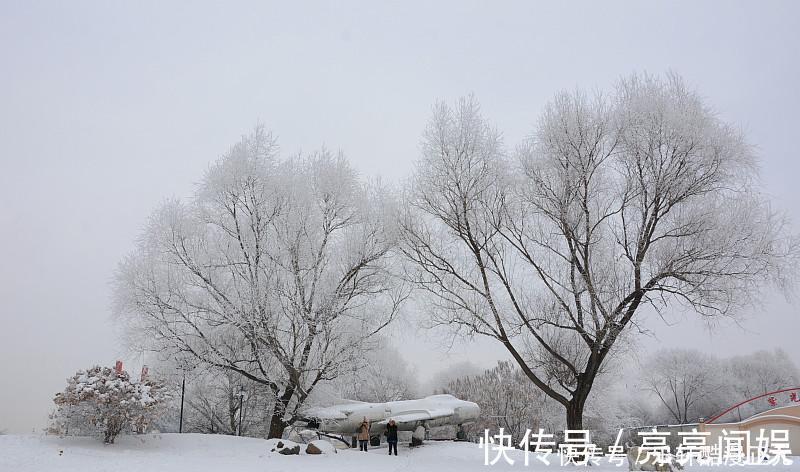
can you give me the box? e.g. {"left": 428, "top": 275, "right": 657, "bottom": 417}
{"left": 179, "top": 371, "right": 186, "bottom": 433}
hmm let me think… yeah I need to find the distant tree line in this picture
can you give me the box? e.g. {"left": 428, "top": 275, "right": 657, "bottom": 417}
{"left": 441, "top": 348, "right": 799, "bottom": 447}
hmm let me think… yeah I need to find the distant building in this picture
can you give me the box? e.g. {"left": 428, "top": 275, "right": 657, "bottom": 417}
{"left": 700, "top": 404, "right": 800, "bottom": 457}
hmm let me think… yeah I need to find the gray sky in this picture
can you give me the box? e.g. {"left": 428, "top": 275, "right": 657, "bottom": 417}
{"left": 1, "top": 1, "right": 798, "bottom": 434}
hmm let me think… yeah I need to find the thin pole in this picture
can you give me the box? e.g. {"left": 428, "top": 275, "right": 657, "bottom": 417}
{"left": 238, "top": 392, "right": 244, "bottom": 436}
{"left": 179, "top": 373, "right": 186, "bottom": 433}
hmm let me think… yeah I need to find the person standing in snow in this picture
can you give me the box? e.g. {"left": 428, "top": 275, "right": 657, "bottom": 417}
{"left": 385, "top": 419, "right": 398, "bottom": 456}
{"left": 357, "top": 417, "right": 370, "bottom": 452}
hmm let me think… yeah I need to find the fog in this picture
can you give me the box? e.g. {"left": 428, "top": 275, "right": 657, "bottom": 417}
{"left": 1, "top": 0, "right": 798, "bottom": 433}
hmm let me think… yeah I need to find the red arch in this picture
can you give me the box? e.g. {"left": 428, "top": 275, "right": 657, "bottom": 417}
{"left": 704, "top": 387, "right": 800, "bottom": 424}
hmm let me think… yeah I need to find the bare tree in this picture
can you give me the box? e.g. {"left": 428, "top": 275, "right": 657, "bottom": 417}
{"left": 640, "top": 349, "right": 723, "bottom": 424}
{"left": 181, "top": 369, "right": 273, "bottom": 436}
{"left": 720, "top": 349, "right": 800, "bottom": 420}
{"left": 401, "top": 75, "right": 797, "bottom": 430}
{"left": 726, "top": 349, "right": 800, "bottom": 398}
{"left": 633, "top": 348, "right": 800, "bottom": 425}
{"left": 115, "top": 127, "right": 407, "bottom": 438}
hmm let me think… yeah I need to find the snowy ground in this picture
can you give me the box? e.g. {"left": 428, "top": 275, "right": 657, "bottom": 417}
{"left": 1, "top": 434, "right": 798, "bottom": 472}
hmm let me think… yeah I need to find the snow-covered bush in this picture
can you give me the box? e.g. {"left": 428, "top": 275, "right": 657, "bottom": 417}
{"left": 50, "top": 364, "right": 171, "bottom": 443}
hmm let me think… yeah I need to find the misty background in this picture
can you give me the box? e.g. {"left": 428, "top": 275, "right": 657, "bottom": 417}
{"left": 1, "top": 0, "right": 798, "bottom": 433}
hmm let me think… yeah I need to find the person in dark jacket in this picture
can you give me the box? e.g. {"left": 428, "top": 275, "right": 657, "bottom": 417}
{"left": 385, "top": 419, "right": 399, "bottom": 456}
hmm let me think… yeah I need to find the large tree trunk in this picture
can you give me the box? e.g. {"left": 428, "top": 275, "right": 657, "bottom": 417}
{"left": 266, "top": 388, "right": 294, "bottom": 439}
{"left": 267, "top": 414, "right": 286, "bottom": 439}
{"left": 564, "top": 396, "right": 590, "bottom": 462}
{"left": 566, "top": 398, "right": 585, "bottom": 431}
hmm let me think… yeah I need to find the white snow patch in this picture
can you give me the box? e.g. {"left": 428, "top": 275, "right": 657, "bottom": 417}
{"left": 0, "top": 433, "right": 798, "bottom": 472}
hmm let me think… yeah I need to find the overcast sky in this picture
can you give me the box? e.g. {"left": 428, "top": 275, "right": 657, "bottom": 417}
{"left": 1, "top": 1, "right": 798, "bottom": 434}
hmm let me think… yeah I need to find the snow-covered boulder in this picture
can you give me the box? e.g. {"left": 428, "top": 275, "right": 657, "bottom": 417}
{"left": 306, "top": 442, "right": 322, "bottom": 454}
{"left": 306, "top": 439, "right": 336, "bottom": 455}
{"left": 279, "top": 445, "right": 300, "bottom": 455}
{"left": 266, "top": 438, "right": 302, "bottom": 455}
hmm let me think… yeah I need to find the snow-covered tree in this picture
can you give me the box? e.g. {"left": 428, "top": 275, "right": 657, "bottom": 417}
{"left": 115, "top": 127, "right": 408, "bottom": 438}
{"left": 632, "top": 348, "right": 800, "bottom": 425}
{"left": 582, "top": 359, "right": 646, "bottom": 446}
{"left": 139, "top": 354, "right": 276, "bottom": 436}
{"left": 725, "top": 349, "right": 800, "bottom": 401}
{"left": 182, "top": 368, "right": 275, "bottom": 436}
{"left": 400, "top": 74, "right": 798, "bottom": 431}
{"left": 640, "top": 349, "right": 724, "bottom": 424}
{"left": 445, "top": 361, "right": 563, "bottom": 444}
{"left": 332, "top": 338, "right": 419, "bottom": 403}
{"left": 50, "top": 364, "right": 170, "bottom": 443}
{"left": 714, "top": 349, "right": 798, "bottom": 421}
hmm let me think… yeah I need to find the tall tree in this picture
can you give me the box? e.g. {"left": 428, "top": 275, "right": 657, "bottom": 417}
{"left": 115, "top": 127, "right": 406, "bottom": 438}
{"left": 400, "top": 75, "right": 796, "bottom": 430}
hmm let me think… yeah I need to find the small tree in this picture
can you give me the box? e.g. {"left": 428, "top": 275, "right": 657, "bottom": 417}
{"left": 51, "top": 364, "right": 170, "bottom": 443}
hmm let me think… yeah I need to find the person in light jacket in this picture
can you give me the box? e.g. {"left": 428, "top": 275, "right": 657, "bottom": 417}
{"left": 385, "top": 419, "right": 399, "bottom": 456}
{"left": 357, "top": 417, "right": 370, "bottom": 452}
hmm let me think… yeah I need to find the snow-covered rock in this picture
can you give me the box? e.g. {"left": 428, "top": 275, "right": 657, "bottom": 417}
{"left": 266, "top": 438, "right": 302, "bottom": 454}
{"left": 306, "top": 439, "right": 336, "bottom": 455}
{"left": 279, "top": 445, "right": 301, "bottom": 455}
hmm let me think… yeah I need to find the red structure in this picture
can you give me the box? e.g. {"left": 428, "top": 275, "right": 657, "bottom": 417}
{"left": 705, "top": 387, "right": 800, "bottom": 424}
